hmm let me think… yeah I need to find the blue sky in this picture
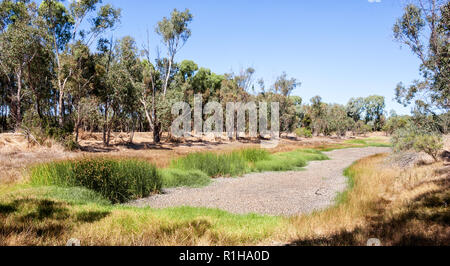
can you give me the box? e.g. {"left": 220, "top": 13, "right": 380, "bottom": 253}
{"left": 101, "top": 0, "right": 420, "bottom": 115}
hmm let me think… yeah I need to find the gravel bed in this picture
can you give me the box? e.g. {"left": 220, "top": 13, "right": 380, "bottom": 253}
{"left": 129, "top": 147, "right": 391, "bottom": 216}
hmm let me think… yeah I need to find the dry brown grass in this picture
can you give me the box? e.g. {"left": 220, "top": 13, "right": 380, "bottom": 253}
{"left": 285, "top": 154, "right": 449, "bottom": 246}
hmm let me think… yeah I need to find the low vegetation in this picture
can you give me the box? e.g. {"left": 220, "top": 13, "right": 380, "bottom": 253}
{"left": 160, "top": 169, "right": 211, "bottom": 188}
{"left": 289, "top": 154, "right": 449, "bottom": 246}
{"left": 26, "top": 148, "right": 330, "bottom": 205}
{"left": 392, "top": 127, "right": 444, "bottom": 162}
{"left": 169, "top": 148, "right": 329, "bottom": 179}
{"left": 170, "top": 151, "right": 249, "bottom": 178}
{"left": 252, "top": 149, "right": 328, "bottom": 172}
{"left": 294, "top": 128, "right": 313, "bottom": 138}
{"left": 1, "top": 146, "right": 447, "bottom": 246}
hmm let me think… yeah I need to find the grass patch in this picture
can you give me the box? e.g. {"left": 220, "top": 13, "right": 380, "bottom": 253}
{"left": 344, "top": 139, "right": 391, "bottom": 148}
{"left": 253, "top": 149, "right": 329, "bottom": 172}
{"left": 41, "top": 186, "right": 111, "bottom": 206}
{"left": 0, "top": 185, "right": 287, "bottom": 245}
{"left": 160, "top": 169, "right": 211, "bottom": 188}
{"left": 170, "top": 151, "right": 248, "bottom": 178}
{"left": 238, "top": 148, "right": 271, "bottom": 163}
{"left": 335, "top": 164, "right": 356, "bottom": 205}
{"left": 170, "top": 148, "right": 328, "bottom": 177}
{"left": 29, "top": 158, "right": 162, "bottom": 204}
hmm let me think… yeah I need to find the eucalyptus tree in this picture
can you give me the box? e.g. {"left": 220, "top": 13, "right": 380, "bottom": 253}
{"left": 234, "top": 67, "right": 255, "bottom": 93}
{"left": 326, "top": 104, "right": 354, "bottom": 137}
{"left": 39, "top": 0, "right": 121, "bottom": 126}
{"left": 394, "top": 0, "right": 449, "bottom": 113}
{"left": 137, "top": 9, "right": 193, "bottom": 143}
{"left": 156, "top": 8, "right": 193, "bottom": 96}
{"left": 364, "top": 95, "right": 386, "bottom": 131}
{"left": 111, "top": 36, "right": 141, "bottom": 143}
{"left": 64, "top": 42, "right": 96, "bottom": 142}
{"left": 268, "top": 73, "right": 301, "bottom": 132}
{"left": 346, "top": 97, "right": 365, "bottom": 123}
{"left": 93, "top": 38, "right": 115, "bottom": 146}
{"left": 0, "top": 1, "right": 50, "bottom": 129}
{"left": 272, "top": 72, "right": 301, "bottom": 97}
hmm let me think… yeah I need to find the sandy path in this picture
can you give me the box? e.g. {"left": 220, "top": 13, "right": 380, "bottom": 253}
{"left": 130, "top": 147, "right": 391, "bottom": 216}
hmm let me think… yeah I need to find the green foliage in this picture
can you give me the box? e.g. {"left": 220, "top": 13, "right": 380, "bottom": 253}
{"left": 413, "top": 134, "right": 444, "bottom": 161}
{"left": 325, "top": 104, "right": 355, "bottom": 137}
{"left": 352, "top": 120, "right": 372, "bottom": 136}
{"left": 295, "top": 127, "right": 313, "bottom": 138}
{"left": 393, "top": 1, "right": 449, "bottom": 113}
{"left": 364, "top": 95, "right": 386, "bottom": 131}
{"left": 383, "top": 115, "right": 411, "bottom": 135}
{"left": 303, "top": 101, "right": 357, "bottom": 136}
{"left": 30, "top": 158, "right": 162, "bottom": 203}
{"left": 346, "top": 97, "right": 365, "bottom": 122}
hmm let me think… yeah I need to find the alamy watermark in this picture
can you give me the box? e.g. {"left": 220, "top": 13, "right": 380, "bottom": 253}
{"left": 171, "top": 94, "right": 280, "bottom": 148}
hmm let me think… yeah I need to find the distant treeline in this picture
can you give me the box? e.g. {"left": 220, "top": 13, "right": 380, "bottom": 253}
{"left": 0, "top": 1, "right": 448, "bottom": 149}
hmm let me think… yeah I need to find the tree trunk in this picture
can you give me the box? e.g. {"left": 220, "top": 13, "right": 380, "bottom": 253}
{"left": 129, "top": 118, "right": 135, "bottom": 144}
{"left": 54, "top": 89, "right": 58, "bottom": 124}
{"left": 75, "top": 123, "right": 80, "bottom": 143}
{"left": 106, "top": 126, "right": 112, "bottom": 146}
{"left": 75, "top": 105, "right": 81, "bottom": 143}
{"left": 58, "top": 90, "right": 64, "bottom": 126}
{"left": 153, "top": 122, "right": 161, "bottom": 144}
{"left": 15, "top": 70, "right": 22, "bottom": 129}
{"left": 163, "top": 58, "right": 173, "bottom": 96}
{"left": 103, "top": 103, "right": 108, "bottom": 146}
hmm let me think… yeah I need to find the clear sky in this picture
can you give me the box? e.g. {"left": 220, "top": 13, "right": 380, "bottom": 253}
{"left": 101, "top": 0, "right": 420, "bottom": 115}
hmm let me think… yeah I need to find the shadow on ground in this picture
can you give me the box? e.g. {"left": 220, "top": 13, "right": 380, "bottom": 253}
{"left": 0, "top": 199, "right": 110, "bottom": 245}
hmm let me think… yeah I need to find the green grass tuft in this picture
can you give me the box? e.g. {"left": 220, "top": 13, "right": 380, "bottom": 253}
{"left": 335, "top": 164, "right": 357, "bottom": 205}
{"left": 170, "top": 151, "right": 248, "bottom": 177}
{"left": 42, "top": 186, "right": 111, "bottom": 205}
{"left": 253, "top": 149, "right": 328, "bottom": 172}
{"left": 238, "top": 148, "right": 271, "bottom": 163}
{"left": 160, "top": 169, "right": 211, "bottom": 188}
{"left": 30, "top": 158, "right": 162, "bottom": 204}
{"left": 344, "top": 139, "right": 392, "bottom": 148}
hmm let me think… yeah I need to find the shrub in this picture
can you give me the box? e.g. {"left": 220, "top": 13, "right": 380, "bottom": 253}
{"left": 392, "top": 127, "right": 443, "bottom": 162}
{"left": 295, "top": 128, "right": 313, "bottom": 138}
{"left": 30, "top": 158, "right": 162, "bottom": 203}
{"left": 412, "top": 134, "right": 444, "bottom": 162}
{"left": 352, "top": 121, "right": 372, "bottom": 136}
{"left": 21, "top": 111, "right": 78, "bottom": 150}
